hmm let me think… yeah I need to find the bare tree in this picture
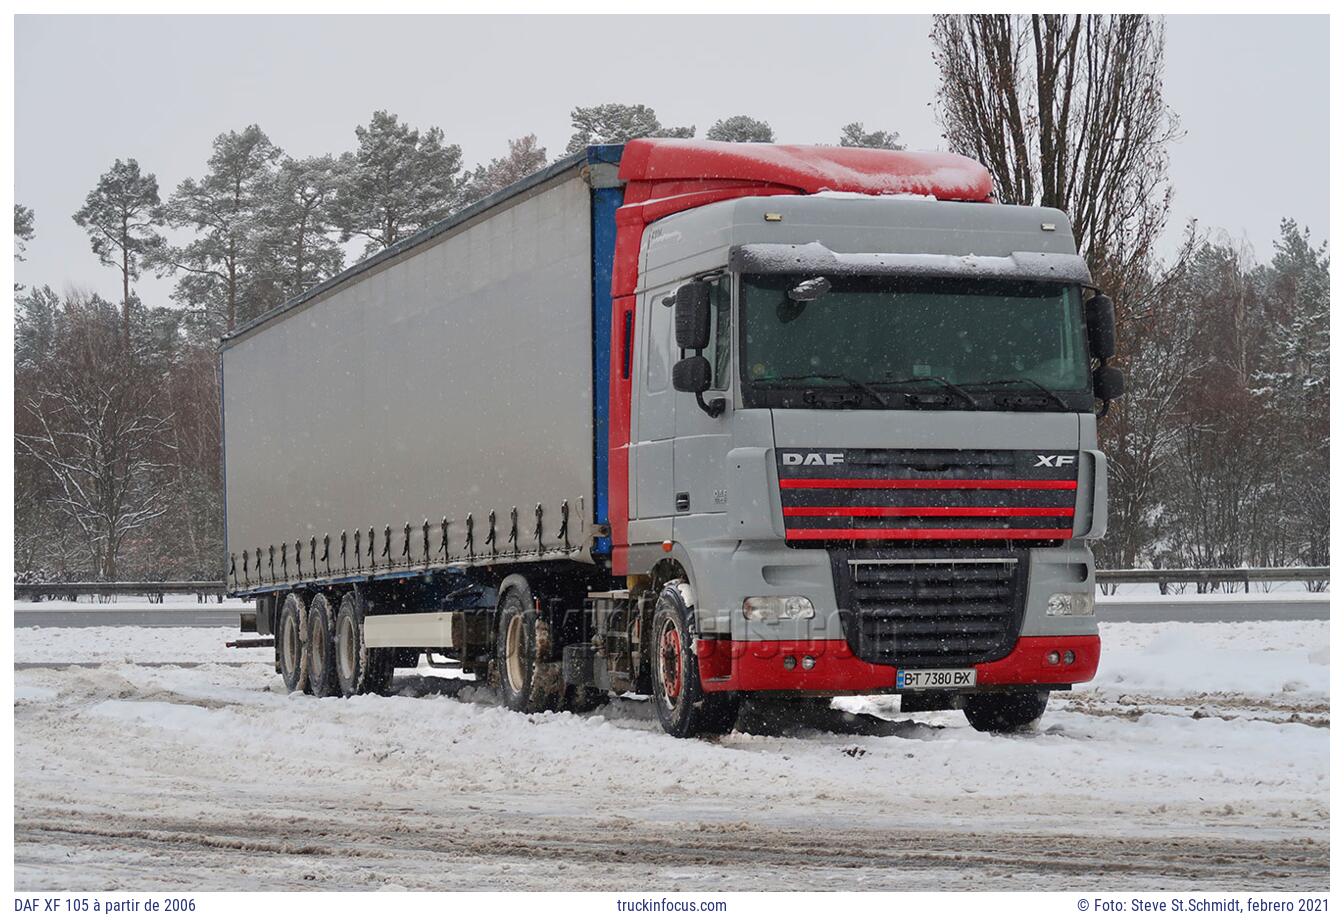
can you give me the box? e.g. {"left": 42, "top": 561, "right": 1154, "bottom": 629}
{"left": 15, "top": 293, "right": 173, "bottom": 579}
{"left": 931, "top": 14, "right": 1180, "bottom": 283}
{"left": 932, "top": 14, "right": 1195, "bottom": 566}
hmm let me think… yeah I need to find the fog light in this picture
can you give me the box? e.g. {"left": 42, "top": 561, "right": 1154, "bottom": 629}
{"left": 783, "top": 656, "right": 797, "bottom": 670}
{"left": 801, "top": 656, "right": 816, "bottom": 670}
{"left": 744, "top": 596, "right": 816, "bottom": 621}
{"left": 1063, "top": 650, "right": 1076, "bottom": 665}
{"left": 1047, "top": 650, "right": 1061, "bottom": 665}
{"left": 1045, "top": 592, "right": 1095, "bottom": 616}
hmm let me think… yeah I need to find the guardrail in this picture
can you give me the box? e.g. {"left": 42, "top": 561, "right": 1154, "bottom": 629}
{"left": 1096, "top": 566, "right": 1328, "bottom": 593}
{"left": 14, "top": 581, "right": 227, "bottom": 602}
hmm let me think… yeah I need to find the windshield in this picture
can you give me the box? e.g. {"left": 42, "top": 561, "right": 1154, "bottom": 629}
{"left": 739, "top": 273, "right": 1091, "bottom": 411}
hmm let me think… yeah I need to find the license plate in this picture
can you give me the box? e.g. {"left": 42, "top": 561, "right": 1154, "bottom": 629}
{"left": 897, "top": 668, "right": 976, "bottom": 690}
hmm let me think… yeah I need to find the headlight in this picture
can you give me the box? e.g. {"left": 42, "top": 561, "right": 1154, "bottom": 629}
{"left": 1045, "top": 592, "right": 1095, "bottom": 616}
{"left": 743, "top": 596, "right": 815, "bottom": 621}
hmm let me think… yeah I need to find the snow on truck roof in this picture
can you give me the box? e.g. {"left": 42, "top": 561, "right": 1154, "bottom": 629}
{"left": 618, "top": 138, "right": 993, "bottom": 202}
{"left": 223, "top": 139, "right": 995, "bottom": 347}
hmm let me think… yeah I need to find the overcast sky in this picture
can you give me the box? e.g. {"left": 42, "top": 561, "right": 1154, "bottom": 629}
{"left": 14, "top": 14, "right": 1330, "bottom": 306}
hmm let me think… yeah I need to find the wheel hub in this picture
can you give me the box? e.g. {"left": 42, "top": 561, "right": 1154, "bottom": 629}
{"left": 338, "top": 616, "right": 356, "bottom": 681}
{"left": 659, "top": 621, "right": 683, "bottom": 704}
{"left": 505, "top": 611, "right": 526, "bottom": 692}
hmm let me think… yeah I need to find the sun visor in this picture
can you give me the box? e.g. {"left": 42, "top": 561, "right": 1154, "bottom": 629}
{"left": 729, "top": 242, "right": 1093, "bottom": 286}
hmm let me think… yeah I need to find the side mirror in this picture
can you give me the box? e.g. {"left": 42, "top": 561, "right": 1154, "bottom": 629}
{"left": 1093, "top": 365, "right": 1125, "bottom": 402}
{"left": 673, "top": 355, "right": 725, "bottom": 418}
{"left": 1085, "top": 293, "right": 1117, "bottom": 361}
{"left": 674, "top": 281, "right": 712, "bottom": 350}
{"left": 672, "top": 355, "right": 712, "bottom": 393}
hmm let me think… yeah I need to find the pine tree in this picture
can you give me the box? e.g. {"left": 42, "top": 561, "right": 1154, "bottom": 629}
{"left": 461, "top": 135, "right": 549, "bottom": 204}
{"left": 838, "top": 122, "right": 903, "bottom": 150}
{"left": 157, "top": 125, "right": 281, "bottom": 336}
{"left": 14, "top": 203, "right": 34, "bottom": 260}
{"left": 565, "top": 103, "right": 694, "bottom": 155}
{"left": 706, "top": 115, "right": 775, "bottom": 143}
{"left": 259, "top": 155, "right": 344, "bottom": 299}
{"left": 72, "top": 160, "right": 164, "bottom": 347}
{"left": 332, "top": 110, "right": 464, "bottom": 256}
{"left": 1254, "top": 221, "right": 1329, "bottom": 566}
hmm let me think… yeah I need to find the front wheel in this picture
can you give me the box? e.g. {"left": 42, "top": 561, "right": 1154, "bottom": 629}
{"left": 650, "top": 582, "right": 740, "bottom": 738}
{"left": 963, "top": 689, "right": 1049, "bottom": 733}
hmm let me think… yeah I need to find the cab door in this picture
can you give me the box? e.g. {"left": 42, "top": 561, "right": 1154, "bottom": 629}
{"left": 672, "top": 275, "right": 733, "bottom": 523}
{"left": 630, "top": 285, "right": 677, "bottom": 537}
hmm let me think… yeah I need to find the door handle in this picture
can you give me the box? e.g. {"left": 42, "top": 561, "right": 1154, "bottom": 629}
{"left": 674, "top": 492, "right": 690, "bottom": 512}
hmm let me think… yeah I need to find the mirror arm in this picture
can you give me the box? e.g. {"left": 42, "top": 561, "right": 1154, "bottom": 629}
{"left": 696, "top": 392, "right": 726, "bottom": 418}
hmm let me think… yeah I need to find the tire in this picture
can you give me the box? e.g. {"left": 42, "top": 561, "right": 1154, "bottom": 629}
{"left": 306, "top": 594, "right": 339, "bottom": 698}
{"left": 963, "top": 690, "right": 1050, "bottom": 733}
{"left": 650, "top": 582, "right": 740, "bottom": 738}
{"left": 277, "top": 593, "right": 309, "bottom": 694}
{"left": 495, "top": 575, "right": 560, "bottom": 713}
{"left": 334, "top": 590, "right": 393, "bottom": 696}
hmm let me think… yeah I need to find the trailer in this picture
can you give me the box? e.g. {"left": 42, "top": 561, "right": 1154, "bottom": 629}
{"left": 222, "top": 138, "right": 1122, "bottom": 736}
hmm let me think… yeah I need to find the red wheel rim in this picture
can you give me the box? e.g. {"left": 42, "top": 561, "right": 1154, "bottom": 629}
{"left": 659, "top": 621, "right": 682, "bottom": 704}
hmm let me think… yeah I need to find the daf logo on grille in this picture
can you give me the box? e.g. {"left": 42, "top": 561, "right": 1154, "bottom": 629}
{"left": 1034, "top": 454, "right": 1077, "bottom": 468}
{"left": 782, "top": 452, "right": 845, "bottom": 466}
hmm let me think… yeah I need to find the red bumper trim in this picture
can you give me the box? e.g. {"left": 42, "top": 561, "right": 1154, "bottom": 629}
{"left": 696, "top": 634, "right": 1100, "bottom": 693}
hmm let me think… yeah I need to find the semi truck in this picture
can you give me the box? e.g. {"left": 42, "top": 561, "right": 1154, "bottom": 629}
{"left": 222, "top": 138, "right": 1123, "bottom": 737}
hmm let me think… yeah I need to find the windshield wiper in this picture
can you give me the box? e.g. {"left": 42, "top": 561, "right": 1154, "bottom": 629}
{"left": 969, "top": 377, "right": 1070, "bottom": 410}
{"left": 881, "top": 375, "right": 980, "bottom": 409}
{"left": 754, "top": 373, "right": 891, "bottom": 408}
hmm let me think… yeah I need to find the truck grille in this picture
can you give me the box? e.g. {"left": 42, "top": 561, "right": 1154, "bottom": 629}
{"left": 779, "top": 448, "right": 1078, "bottom": 545}
{"left": 830, "top": 551, "right": 1026, "bottom": 667}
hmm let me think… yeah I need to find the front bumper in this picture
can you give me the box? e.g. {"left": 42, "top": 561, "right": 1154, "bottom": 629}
{"left": 697, "top": 634, "right": 1100, "bottom": 693}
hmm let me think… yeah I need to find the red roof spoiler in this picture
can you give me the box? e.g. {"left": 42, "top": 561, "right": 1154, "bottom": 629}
{"left": 617, "top": 138, "right": 994, "bottom": 203}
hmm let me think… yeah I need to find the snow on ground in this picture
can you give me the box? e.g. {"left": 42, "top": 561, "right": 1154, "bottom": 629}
{"left": 12, "top": 619, "right": 1329, "bottom": 890}
{"left": 15, "top": 593, "right": 252, "bottom": 612}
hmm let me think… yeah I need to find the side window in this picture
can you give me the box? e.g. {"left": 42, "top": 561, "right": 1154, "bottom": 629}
{"left": 645, "top": 288, "right": 674, "bottom": 394}
{"left": 709, "top": 275, "right": 732, "bottom": 390}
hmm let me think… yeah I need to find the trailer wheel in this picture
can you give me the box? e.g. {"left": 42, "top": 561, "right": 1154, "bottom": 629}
{"left": 495, "top": 575, "right": 560, "bottom": 713}
{"left": 650, "top": 582, "right": 740, "bottom": 737}
{"left": 335, "top": 590, "right": 393, "bottom": 696}
{"left": 963, "top": 690, "right": 1049, "bottom": 733}
{"left": 306, "top": 594, "right": 339, "bottom": 698}
{"left": 278, "top": 593, "right": 309, "bottom": 694}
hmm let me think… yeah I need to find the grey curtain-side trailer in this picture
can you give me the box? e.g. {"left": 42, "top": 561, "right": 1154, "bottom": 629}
{"left": 223, "top": 139, "right": 1122, "bottom": 736}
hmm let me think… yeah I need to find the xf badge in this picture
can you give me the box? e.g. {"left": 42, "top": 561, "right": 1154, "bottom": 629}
{"left": 1034, "top": 454, "right": 1077, "bottom": 468}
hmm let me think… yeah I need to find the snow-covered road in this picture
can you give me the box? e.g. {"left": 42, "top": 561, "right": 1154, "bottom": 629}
{"left": 13, "top": 620, "right": 1329, "bottom": 890}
